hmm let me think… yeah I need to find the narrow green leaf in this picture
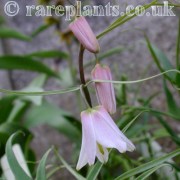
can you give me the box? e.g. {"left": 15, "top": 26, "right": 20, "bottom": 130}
{"left": 114, "top": 149, "right": 180, "bottom": 180}
{"left": 0, "top": 55, "right": 59, "bottom": 78}
{"left": 35, "top": 148, "right": 52, "bottom": 180}
{"left": 31, "top": 24, "right": 51, "bottom": 37}
{"left": 26, "top": 50, "right": 69, "bottom": 59}
{"left": 85, "top": 46, "right": 126, "bottom": 67}
{"left": 157, "top": 116, "right": 180, "bottom": 146}
{"left": 47, "top": 166, "right": 62, "bottom": 179}
{"left": 0, "top": 27, "right": 31, "bottom": 41}
{"left": 54, "top": 149, "right": 86, "bottom": 180}
{"left": 163, "top": 80, "right": 180, "bottom": 116}
{"left": 97, "top": 46, "right": 126, "bottom": 60}
{"left": 176, "top": 67, "right": 180, "bottom": 88}
{"left": 117, "top": 112, "right": 136, "bottom": 130}
{"left": 143, "top": 91, "right": 160, "bottom": 106}
{"left": 176, "top": 19, "right": 180, "bottom": 88}
{"left": 0, "top": 96, "right": 16, "bottom": 123}
{"left": 123, "top": 106, "right": 180, "bottom": 120}
{"left": 166, "top": 162, "right": 180, "bottom": 172}
{"left": 0, "top": 122, "right": 31, "bottom": 150}
{"left": 6, "top": 100, "right": 27, "bottom": 123}
{"left": 86, "top": 161, "right": 103, "bottom": 180}
{"left": 97, "top": 0, "right": 157, "bottom": 39}
{"left": 5, "top": 132, "right": 32, "bottom": 180}
{"left": 135, "top": 164, "right": 170, "bottom": 180}
{"left": 117, "top": 75, "right": 127, "bottom": 106}
{"left": 122, "top": 110, "right": 148, "bottom": 133}
{"left": 176, "top": 19, "right": 180, "bottom": 68}
{"left": 145, "top": 36, "right": 175, "bottom": 82}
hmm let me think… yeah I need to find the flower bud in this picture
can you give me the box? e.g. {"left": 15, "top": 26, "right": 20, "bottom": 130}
{"left": 91, "top": 64, "right": 116, "bottom": 114}
{"left": 69, "top": 16, "right": 100, "bottom": 53}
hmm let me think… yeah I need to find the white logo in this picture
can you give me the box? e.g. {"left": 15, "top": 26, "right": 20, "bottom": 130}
{"left": 4, "top": 1, "right": 20, "bottom": 17}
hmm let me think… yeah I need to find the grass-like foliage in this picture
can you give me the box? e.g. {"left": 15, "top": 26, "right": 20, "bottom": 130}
{"left": 0, "top": 0, "right": 180, "bottom": 179}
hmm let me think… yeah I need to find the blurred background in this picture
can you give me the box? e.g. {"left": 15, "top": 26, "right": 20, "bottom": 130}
{"left": 0, "top": 0, "right": 179, "bottom": 179}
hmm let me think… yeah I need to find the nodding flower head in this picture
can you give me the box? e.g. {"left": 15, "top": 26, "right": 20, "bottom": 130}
{"left": 76, "top": 106, "right": 135, "bottom": 170}
{"left": 91, "top": 64, "right": 116, "bottom": 114}
{"left": 69, "top": 16, "right": 100, "bottom": 53}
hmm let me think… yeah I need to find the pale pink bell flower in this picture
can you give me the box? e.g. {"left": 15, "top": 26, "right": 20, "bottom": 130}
{"left": 76, "top": 106, "right": 135, "bottom": 170}
{"left": 69, "top": 16, "right": 100, "bottom": 53}
{"left": 91, "top": 64, "right": 116, "bottom": 114}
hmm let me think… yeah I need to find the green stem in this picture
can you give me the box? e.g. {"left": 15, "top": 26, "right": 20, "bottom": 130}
{"left": 176, "top": 18, "right": 180, "bottom": 68}
{"left": 95, "top": 53, "right": 99, "bottom": 64}
{"left": 123, "top": 106, "right": 180, "bottom": 120}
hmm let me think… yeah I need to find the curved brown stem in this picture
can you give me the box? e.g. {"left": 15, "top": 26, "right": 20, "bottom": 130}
{"left": 79, "top": 45, "right": 92, "bottom": 107}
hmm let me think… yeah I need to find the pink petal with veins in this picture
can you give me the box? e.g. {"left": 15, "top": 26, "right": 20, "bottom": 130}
{"left": 92, "top": 64, "right": 116, "bottom": 114}
{"left": 69, "top": 16, "right": 100, "bottom": 53}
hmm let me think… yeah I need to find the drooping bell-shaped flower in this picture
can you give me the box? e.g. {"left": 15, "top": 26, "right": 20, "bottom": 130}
{"left": 69, "top": 16, "right": 100, "bottom": 53}
{"left": 76, "top": 106, "right": 135, "bottom": 170}
{"left": 91, "top": 64, "right": 116, "bottom": 114}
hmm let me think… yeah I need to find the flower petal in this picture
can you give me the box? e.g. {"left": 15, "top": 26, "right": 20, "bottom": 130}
{"left": 96, "top": 144, "right": 109, "bottom": 163}
{"left": 77, "top": 111, "right": 97, "bottom": 170}
{"left": 92, "top": 110, "right": 127, "bottom": 153}
{"left": 98, "top": 106, "right": 135, "bottom": 151}
{"left": 92, "top": 64, "right": 116, "bottom": 114}
{"left": 69, "top": 16, "right": 100, "bottom": 53}
{"left": 81, "top": 111, "right": 96, "bottom": 165}
{"left": 76, "top": 134, "right": 88, "bottom": 170}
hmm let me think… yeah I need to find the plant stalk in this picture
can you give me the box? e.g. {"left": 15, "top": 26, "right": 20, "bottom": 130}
{"left": 79, "top": 45, "right": 92, "bottom": 107}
